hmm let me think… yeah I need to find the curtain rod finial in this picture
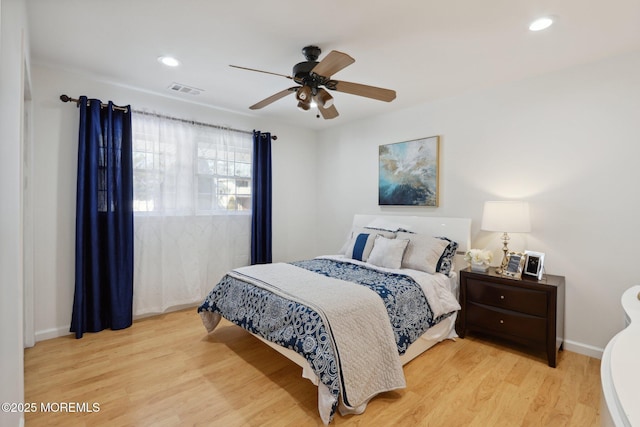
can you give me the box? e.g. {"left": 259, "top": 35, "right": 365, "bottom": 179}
{"left": 60, "top": 94, "right": 71, "bottom": 102}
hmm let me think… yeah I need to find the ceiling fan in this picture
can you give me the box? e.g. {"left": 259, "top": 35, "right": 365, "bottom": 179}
{"left": 230, "top": 45, "right": 396, "bottom": 119}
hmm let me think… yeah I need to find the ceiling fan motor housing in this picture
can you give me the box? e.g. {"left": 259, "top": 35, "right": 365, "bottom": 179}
{"left": 292, "top": 61, "right": 318, "bottom": 85}
{"left": 301, "top": 45, "right": 321, "bottom": 61}
{"left": 293, "top": 45, "right": 324, "bottom": 88}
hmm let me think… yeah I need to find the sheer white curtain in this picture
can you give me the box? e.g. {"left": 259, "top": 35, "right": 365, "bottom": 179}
{"left": 131, "top": 112, "right": 251, "bottom": 315}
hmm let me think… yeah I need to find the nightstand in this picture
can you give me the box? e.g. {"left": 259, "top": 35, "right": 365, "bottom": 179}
{"left": 456, "top": 267, "right": 565, "bottom": 367}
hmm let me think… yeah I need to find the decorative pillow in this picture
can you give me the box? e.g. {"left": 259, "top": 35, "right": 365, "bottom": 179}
{"left": 435, "top": 237, "right": 458, "bottom": 276}
{"left": 396, "top": 231, "right": 450, "bottom": 274}
{"left": 367, "top": 235, "right": 410, "bottom": 269}
{"left": 340, "top": 226, "right": 396, "bottom": 256}
{"left": 345, "top": 232, "right": 378, "bottom": 261}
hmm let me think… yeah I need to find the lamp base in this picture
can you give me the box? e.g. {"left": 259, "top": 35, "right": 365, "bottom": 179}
{"left": 495, "top": 232, "right": 510, "bottom": 274}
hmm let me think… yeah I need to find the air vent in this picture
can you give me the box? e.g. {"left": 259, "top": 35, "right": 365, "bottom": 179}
{"left": 167, "top": 82, "right": 204, "bottom": 96}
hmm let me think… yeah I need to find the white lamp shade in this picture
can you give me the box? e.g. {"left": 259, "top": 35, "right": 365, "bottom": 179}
{"left": 481, "top": 201, "right": 531, "bottom": 233}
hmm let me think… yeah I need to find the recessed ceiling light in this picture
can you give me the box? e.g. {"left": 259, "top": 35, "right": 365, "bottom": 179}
{"left": 529, "top": 17, "right": 554, "bottom": 31}
{"left": 158, "top": 56, "right": 180, "bottom": 67}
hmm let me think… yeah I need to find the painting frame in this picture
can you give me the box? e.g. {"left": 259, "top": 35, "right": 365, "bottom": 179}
{"left": 378, "top": 135, "right": 440, "bottom": 206}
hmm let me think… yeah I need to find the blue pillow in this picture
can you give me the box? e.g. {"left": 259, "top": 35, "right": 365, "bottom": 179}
{"left": 345, "top": 233, "right": 378, "bottom": 261}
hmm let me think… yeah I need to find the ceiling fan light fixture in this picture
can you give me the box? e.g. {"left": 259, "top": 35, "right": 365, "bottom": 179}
{"left": 317, "top": 90, "right": 334, "bottom": 109}
{"left": 296, "top": 86, "right": 311, "bottom": 102}
{"left": 297, "top": 101, "right": 310, "bottom": 111}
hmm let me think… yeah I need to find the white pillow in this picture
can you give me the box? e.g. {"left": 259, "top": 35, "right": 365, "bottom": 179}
{"left": 367, "top": 235, "right": 410, "bottom": 269}
{"left": 396, "top": 231, "right": 450, "bottom": 274}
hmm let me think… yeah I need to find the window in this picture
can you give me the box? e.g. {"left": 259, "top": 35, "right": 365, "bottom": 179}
{"left": 131, "top": 112, "right": 252, "bottom": 215}
{"left": 196, "top": 139, "right": 252, "bottom": 212}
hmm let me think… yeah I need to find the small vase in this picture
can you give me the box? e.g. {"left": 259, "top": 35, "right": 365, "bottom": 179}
{"left": 471, "top": 262, "right": 489, "bottom": 272}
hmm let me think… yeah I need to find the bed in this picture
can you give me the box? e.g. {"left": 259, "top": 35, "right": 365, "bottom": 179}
{"left": 198, "top": 214, "right": 471, "bottom": 424}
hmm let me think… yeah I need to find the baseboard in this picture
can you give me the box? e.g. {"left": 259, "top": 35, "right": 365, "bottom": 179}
{"left": 132, "top": 303, "right": 199, "bottom": 320}
{"left": 34, "top": 304, "right": 200, "bottom": 342}
{"left": 35, "top": 326, "right": 72, "bottom": 342}
{"left": 34, "top": 323, "right": 607, "bottom": 360}
{"left": 564, "top": 339, "right": 604, "bottom": 360}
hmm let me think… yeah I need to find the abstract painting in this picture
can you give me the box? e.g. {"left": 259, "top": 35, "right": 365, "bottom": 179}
{"left": 379, "top": 136, "right": 439, "bottom": 206}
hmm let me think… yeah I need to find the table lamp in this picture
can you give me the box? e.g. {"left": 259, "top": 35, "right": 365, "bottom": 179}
{"left": 481, "top": 201, "right": 531, "bottom": 273}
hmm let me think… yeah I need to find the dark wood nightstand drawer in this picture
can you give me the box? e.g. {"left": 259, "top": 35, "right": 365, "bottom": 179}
{"left": 466, "top": 302, "right": 547, "bottom": 343}
{"left": 466, "top": 279, "right": 547, "bottom": 317}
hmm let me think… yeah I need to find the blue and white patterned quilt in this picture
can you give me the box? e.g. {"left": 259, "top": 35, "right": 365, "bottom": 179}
{"left": 198, "top": 257, "right": 458, "bottom": 423}
{"left": 292, "top": 258, "right": 454, "bottom": 354}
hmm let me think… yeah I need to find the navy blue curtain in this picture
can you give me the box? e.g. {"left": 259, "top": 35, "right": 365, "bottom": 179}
{"left": 70, "top": 96, "right": 134, "bottom": 338}
{"left": 251, "top": 130, "right": 272, "bottom": 264}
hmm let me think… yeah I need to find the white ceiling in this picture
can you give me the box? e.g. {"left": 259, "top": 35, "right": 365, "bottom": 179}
{"left": 26, "top": 0, "right": 640, "bottom": 130}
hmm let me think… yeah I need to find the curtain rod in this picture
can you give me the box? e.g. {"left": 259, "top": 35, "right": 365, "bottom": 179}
{"left": 59, "top": 94, "right": 277, "bottom": 140}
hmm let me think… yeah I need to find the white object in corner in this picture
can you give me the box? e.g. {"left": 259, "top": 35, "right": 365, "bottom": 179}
{"left": 601, "top": 285, "right": 640, "bottom": 427}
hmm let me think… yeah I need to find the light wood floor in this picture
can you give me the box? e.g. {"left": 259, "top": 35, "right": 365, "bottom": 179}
{"left": 24, "top": 308, "right": 601, "bottom": 427}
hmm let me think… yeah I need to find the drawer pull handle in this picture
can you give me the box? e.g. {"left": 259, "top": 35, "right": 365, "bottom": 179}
{"left": 500, "top": 320, "right": 504, "bottom": 324}
{"left": 500, "top": 295, "right": 505, "bottom": 300}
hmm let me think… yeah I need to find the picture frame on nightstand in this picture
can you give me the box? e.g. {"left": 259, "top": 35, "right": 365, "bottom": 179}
{"left": 524, "top": 250, "right": 545, "bottom": 280}
{"left": 501, "top": 251, "right": 525, "bottom": 279}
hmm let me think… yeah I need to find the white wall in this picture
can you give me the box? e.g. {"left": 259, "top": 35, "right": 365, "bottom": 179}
{"left": 29, "top": 46, "right": 640, "bottom": 357}
{"left": 316, "top": 49, "right": 640, "bottom": 357}
{"left": 0, "top": 0, "right": 28, "bottom": 425}
{"left": 30, "top": 64, "right": 318, "bottom": 339}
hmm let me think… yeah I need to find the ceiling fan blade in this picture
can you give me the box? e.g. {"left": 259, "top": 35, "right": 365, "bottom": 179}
{"left": 249, "top": 87, "right": 297, "bottom": 110}
{"left": 310, "top": 50, "right": 355, "bottom": 78}
{"left": 329, "top": 80, "right": 396, "bottom": 102}
{"left": 313, "top": 94, "right": 339, "bottom": 119}
{"left": 230, "top": 65, "right": 293, "bottom": 80}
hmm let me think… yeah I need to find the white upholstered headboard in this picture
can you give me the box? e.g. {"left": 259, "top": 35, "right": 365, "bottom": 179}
{"left": 351, "top": 214, "right": 471, "bottom": 253}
